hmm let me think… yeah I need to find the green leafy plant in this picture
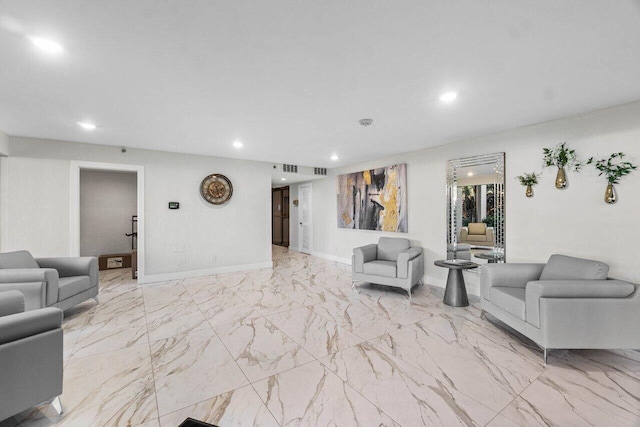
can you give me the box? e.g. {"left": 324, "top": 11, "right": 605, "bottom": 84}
{"left": 586, "top": 152, "right": 637, "bottom": 184}
{"left": 542, "top": 142, "right": 581, "bottom": 171}
{"left": 516, "top": 172, "right": 540, "bottom": 186}
{"left": 482, "top": 215, "right": 495, "bottom": 228}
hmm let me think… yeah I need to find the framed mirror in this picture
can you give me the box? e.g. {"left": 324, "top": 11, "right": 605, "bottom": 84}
{"left": 447, "top": 152, "right": 505, "bottom": 263}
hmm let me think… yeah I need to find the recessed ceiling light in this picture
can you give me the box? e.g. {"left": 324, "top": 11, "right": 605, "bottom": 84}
{"left": 29, "top": 36, "right": 63, "bottom": 54}
{"left": 281, "top": 178, "right": 286, "bottom": 181}
{"left": 331, "top": 154, "right": 339, "bottom": 161}
{"left": 439, "top": 91, "right": 458, "bottom": 103}
{"left": 233, "top": 140, "right": 243, "bottom": 149}
{"left": 467, "top": 172, "right": 474, "bottom": 177}
{"left": 77, "top": 122, "right": 96, "bottom": 130}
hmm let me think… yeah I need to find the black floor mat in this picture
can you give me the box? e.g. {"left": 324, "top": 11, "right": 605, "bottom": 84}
{"left": 178, "top": 418, "right": 218, "bottom": 427}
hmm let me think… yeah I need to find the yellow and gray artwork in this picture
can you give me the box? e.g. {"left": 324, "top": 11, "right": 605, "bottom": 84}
{"left": 337, "top": 164, "right": 407, "bottom": 232}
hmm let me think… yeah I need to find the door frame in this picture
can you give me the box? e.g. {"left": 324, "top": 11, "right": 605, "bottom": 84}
{"left": 70, "top": 161, "right": 145, "bottom": 282}
{"left": 298, "top": 182, "right": 312, "bottom": 254}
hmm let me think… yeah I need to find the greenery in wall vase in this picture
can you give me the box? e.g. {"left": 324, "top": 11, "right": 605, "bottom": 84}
{"left": 586, "top": 152, "right": 637, "bottom": 204}
{"left": 516, "top": 172, "right": 540, "bottom": 198}
{"left": 542, "top": 142, "right": 581, "bottom": 189}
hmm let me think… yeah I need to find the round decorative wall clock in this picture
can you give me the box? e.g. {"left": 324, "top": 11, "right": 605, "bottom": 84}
{"left": 200, "top": 174, "right": 233, "bottom": 205}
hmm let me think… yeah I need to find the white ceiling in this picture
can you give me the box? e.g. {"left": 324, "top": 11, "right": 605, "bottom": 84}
{"left": 1, "top": 1, "right": 640, "bottom": 168}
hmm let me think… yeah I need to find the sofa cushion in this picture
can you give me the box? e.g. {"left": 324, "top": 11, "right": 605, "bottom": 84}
{"left": 467, "top": 223, "right": 487, "bottom": 235}
{"left": 377, "top": 238, "right": 410, "bottom": 262}
{"left": 466, "top": 234, "right": 488, "bottom": 242}
{"left": 489, "top": 287, "right": 526, "bottom": 320}
{"left": 540, "top": 254, "right": 609, "bottom": 281}
{"left": 58, "top": 276, "right": 91, "bottom": 301}
{"left": 0, "top": 251, "right": 39, "bottom": 269}
{"left": 363, "top": 260, "right": 397, "bottom": 278}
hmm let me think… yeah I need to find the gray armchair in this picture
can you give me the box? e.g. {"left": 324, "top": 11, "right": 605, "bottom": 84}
{"left": 0, "top": 291, "right": 64, "bottom": 422}
{"left": 352, "top": 237, "right": 424, "bottom": 299}
{"left": 0, "top": 251, "right": 99, "bottom": 312}
{"left": 481, "top": 254, "right": 639, "bottom": 363}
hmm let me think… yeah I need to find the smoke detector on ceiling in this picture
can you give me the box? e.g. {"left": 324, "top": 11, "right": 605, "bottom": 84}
{"left": 358, "top": 118, "right": 373, "bottom": 127}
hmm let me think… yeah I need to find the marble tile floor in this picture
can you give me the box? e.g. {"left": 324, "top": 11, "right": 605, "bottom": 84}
{"left": 2, "top": 246, "right": 639, "bottom": 426}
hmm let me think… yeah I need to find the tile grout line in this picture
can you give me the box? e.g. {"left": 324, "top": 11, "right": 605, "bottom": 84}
{"left": 34, "top": 254, "right": 640, "bottom": 426}
{"left": 295, "top": 253, "right": 406, "bottom": 425}
{"left": 482, "top": 367, "right": 546, "bottom": 426}
{"left": 185, "top": 276, "right": 284, "bottom": 426}
{"left": 279, "top": 251, "right": 497, "bottom": 425}
{"left": 256, "top": 249, "right": 404, "bottom": 426}
{"left": 141, "top": 277, "right": 164, "bottom": 427}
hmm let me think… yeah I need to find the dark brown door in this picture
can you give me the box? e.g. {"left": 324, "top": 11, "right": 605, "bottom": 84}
{"left": 272, "top": 186, "right": 289, "bottom": 246}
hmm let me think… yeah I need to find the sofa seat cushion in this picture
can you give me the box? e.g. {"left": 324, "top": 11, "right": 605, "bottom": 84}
{"left": 489, "top": 287, "right": 526, "bottom": 320}
{"left": 363, "top": 260, "right": 397, "bottom": 278}
{"left": 540, "top": 254, "right": 609, "bottom": 281}
{"left": 466, "top": 234, "right": 488, "bottom": 242}
{"left": 58, "top": 276, "right": 91, "bottom": 301}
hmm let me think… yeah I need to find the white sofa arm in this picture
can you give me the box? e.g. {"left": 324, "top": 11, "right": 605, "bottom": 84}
{"left": 525, "top": 279, "right": 636, "bottom": 328}
{"left": 0, "top": 269, "right": 59, "bottom": 307}
{"left": 459, "top": 227, "right": 469, "bottom": 243}
{"left": 0, "top": 291, "right": 25, "bottom": 317}
{"left": 353, "top": 244, "right": 377, "bottom": 274}
{"left": 526, "top": 280, "right": 635, "bottom": 299}
{"left": 37, "top": 257, "right": 98, "bottom": 289}
{"left": 480, "top": 263, "right": 545, "bottom": 300}
{"left": 0, "top": 307, "right": 63, "bottom": 345}
{"left": 486, "top": 227, "right": 495, "bottom": 244}
{"left": 397, "top": 247, "right": 423, "bottom": 279}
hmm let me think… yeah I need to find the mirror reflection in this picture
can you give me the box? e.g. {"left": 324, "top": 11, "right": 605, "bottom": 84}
{"left": 447, "top": 153, "right": 505, "bottom": 263}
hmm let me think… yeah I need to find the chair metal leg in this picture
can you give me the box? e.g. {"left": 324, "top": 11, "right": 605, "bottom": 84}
{"left": 351, "top": 280, "right": 358, "bottom": 292}
{"left": 51, "top": 396, "right": 64, "bottom": 416}
{"left": 543, "top": 348, "right": 549, "bottom": 365}
{"left": 408, "top": 288, "right": 412, "bottom": 302}
{"left": 94, "top": 296, "right": 99, "bottom": 304}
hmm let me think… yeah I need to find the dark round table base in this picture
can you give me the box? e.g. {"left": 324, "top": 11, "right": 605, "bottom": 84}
{"left": 443, "top": 269, "right": 469, "bottom": 307}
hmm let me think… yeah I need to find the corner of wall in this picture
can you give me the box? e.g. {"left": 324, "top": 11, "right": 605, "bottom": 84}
{"left": 0, "top": 130, "right": 9, "bottom": 156}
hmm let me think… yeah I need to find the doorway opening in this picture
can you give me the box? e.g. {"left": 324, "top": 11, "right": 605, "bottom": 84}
{"left": 70, "top": 161, "right": 145, "bottom": 282}
{"left": 272, "top": 186, "right": 290, "bottom": 247}
{"left": 80, "top": 170, "right": 138, "bottom": 278}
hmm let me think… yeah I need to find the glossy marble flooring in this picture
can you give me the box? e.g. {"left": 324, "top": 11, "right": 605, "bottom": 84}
{"left": 3, "top": 246, "right": 639, "bottom": 426}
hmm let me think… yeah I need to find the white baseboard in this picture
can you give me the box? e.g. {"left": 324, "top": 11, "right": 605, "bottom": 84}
{"left": 425, "top": 275, "right": 446, "bottom": 289}
{"left": 288, "top": 246, "right": 300, "bottom": 252}
{"left": 139, "top": 261, "right": 273, "bottom": 284}
{"left": 311, "top": 251, "right": 352, "bottom": 265}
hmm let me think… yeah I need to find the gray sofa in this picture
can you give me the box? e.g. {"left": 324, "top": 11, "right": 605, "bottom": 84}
{"left": 481, "top": 254, "right": 639, "bottom": 363}
{"left": 352, "top": 237, "right": 424, "bottom": 299}
{"left": 0, "top": 251, "right": 99, "bottom": 312}
{"left": 0, "top": 290, "right": 64, "bottom": 421}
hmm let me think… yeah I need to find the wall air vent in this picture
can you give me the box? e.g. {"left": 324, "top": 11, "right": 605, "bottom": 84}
{"left": 314, "top": 167, "right": 328, "bottom": 176}
{"left": 283, "top": 164, "right": 298, "bottom": 173}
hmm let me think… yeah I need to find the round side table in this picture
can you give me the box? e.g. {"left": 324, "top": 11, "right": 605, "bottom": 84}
{"left": 434, "top": 260, "right": 478, "bottom": 307}
{"left": 474, "top": 252, "right": 504, "bottom": 263}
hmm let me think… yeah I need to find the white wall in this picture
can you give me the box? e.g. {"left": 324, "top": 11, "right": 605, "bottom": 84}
{"left": 2, "top": 138, "right": 273, "bottom": 280}
{"left": 0, "top": 130, "right": 9, "bottom": 248}
{"left": 80, "top": 170, "right": 137, "bottom": 256}
{"left": 0, "top": 131, "right": 9, "bottom": 156}
{"left": 309, "top": 101, "right": 640, "bottom": 292}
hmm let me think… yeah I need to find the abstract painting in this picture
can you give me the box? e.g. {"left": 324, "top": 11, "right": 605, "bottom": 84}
{"left": 337, "top": 164, "right": 407, "bottom": 232}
